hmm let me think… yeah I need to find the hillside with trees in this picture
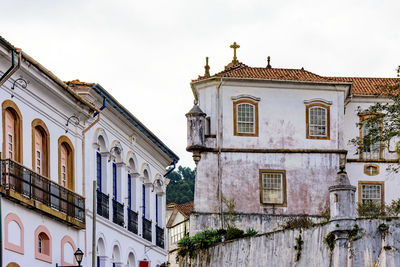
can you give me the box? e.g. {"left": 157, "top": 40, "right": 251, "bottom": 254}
{"left": 166, "top": 166, "right": 196, "bottom": 204}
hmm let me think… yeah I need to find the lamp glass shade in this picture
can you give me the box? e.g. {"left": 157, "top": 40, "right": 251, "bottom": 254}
{"left": 74, "top": 248, "right": 84, "bottom": 263}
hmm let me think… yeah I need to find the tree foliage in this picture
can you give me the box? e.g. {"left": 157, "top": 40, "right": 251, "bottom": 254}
{"left": 166, "top": 166, "right": 196, "bottom": 204}
{"left": 350, "top": 67, "right": 400, "bottom": 169}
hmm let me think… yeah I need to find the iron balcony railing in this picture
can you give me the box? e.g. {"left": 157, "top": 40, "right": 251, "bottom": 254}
{"left": 156, "top": 225, "right": 164, "bottom": 249}
{"left": 112, "top": 199, "right": 124, "bottom": 227}
{"left": 0, "top": 159, "right": 85, "bottom": 222}
{"left": 142, "top": 217, "right": 152, "bottom": 242}
{"left": 97, "top": 190, "right": 109, "bottom": 219}
{"left": 127, "top": 209, "right": 138, "bottom": 234}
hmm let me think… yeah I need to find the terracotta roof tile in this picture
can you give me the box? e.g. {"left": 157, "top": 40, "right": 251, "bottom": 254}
{"left": 326, "top": 77, "right": 400, "bottom": 95}
{"left": 192, "top": 62, "right": 400, "bottom": 96}
{"left": 175, "top": 201, "right": 193, "bottom": 218}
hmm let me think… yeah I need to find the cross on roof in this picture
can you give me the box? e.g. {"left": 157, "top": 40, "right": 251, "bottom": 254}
{"left": 230, "top": 42, "right": 240, "bottom": 63}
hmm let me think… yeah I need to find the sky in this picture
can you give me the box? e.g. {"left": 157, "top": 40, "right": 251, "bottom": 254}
{"left": 1, "top": 0, "right": 399, "bottom": 168}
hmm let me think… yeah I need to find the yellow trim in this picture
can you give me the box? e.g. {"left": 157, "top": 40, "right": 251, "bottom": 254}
{"left": 58, "top": 136, "right": 75, "bottom": 191}
{"left": 31, "top": 119, "right": 50, "bottom": 177}
{"left": 2, "top": 100, "right": 23, "bottom": 164}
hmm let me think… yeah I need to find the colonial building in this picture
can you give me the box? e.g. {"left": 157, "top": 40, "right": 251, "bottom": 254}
{"left": 0, "top": 35, "right": 178, "bottom": 267}
{"left": 186, "top": 43, "right": 399, "bottom": 233}
{"left": 166, "top": 201, "right": 193, "bottom": 267}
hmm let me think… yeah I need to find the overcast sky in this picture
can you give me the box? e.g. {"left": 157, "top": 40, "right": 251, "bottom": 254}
{"left": 1, "top": 0, "right": 399, "bottom": 168}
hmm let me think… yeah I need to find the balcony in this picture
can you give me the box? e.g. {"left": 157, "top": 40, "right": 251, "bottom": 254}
{"left": 156, "top": 225, "right": 164, "bottom": 249}
{"left": 0, "top": 159, "right": 85, "bottom": 229}
{"left": 97, "top": 190, "right": 109, "bottom": 219}
{"left": 127, "top": 209, "right": 138, "bottom": 234}
{"left": 112, "top": 199, "right": 124, "bottom": 227}
{"left": 142, "top": 217, "right": 152, "bottom": 242}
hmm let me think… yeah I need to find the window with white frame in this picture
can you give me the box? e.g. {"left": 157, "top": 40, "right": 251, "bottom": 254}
{"left": 233, "top": 98, "right": 259, "bottom": 136}
{"left": 305, "top": 102, "right": 330, "bottom": 139}
{"left": 170, "top": 223, "right": 186, "bottom": 244}
{"left": 360, "top": 116, "right": 382, "bottom": 159}
{"left": 360, "top": 182, "right": 383, "bottom": 205}
{"left": 260, "top": 170, "right": 286, "bottom": 205}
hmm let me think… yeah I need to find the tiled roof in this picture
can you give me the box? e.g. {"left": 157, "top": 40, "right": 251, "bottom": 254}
{"left": 325, "top": 77, "right": 400, "bottom": 95}
{"left": 193, "top": 62, "right": 400, "bottom": 96}
{"left": 171, "top": 201, "right": 193, "bottom": 218}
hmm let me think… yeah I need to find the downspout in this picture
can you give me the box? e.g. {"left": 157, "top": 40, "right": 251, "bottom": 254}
{"left": 216, "top": 79, "right": 224, "bottom": 228}
{"left": 163, "top": 159, "right": 177, "bottom": 177}
{"left": 81, "top": 99, "right": 103, "bottom": 267}
{"left": 0, "top": 43, "right": 21, "bottom": 88}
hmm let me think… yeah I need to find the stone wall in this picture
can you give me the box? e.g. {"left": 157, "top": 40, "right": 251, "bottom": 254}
{"left": 189, "top": 212, "right": 325, "bottom": 235}
{"left": 183, "top": 219, "right": 400, "bottom": 267}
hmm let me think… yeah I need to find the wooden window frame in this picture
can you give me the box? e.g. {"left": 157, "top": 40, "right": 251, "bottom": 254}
{"left": 31, "top": 119, "right": 50, "bottom": 177}
{"left": 306, "top": 103, "right": 330, "bottom": 140}
{"left": 359, "top": 113, "right": 383, "bottom": 160}
{"left": 2, "top": 100, "right": 23, "bottom": 163}
{"left": 58, "top": 136, "right": 75, "bottom": 191}
{"left": 233, "top": 99, "right": 259, "bottom": 137}
{"left": 363, "top": 164, "right": 379, "bottom": 176}
{"left": 259, "top": 169, "right": 287, "bottom": 207}
{"left": 358, "top": 181, "right": 385, "bottom": 210}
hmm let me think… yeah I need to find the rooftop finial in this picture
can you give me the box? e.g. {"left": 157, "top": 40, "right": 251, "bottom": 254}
{"left": 266, "top": 56, "right": 271, "bottom": 68}
{"left": 397, "top": 65, "right": 400, "bottom": 77}
{"left": 204, "top": 57, "right": 210, "bottom": 77}
{"left": 230, "top": 42, "right": 240, "bottom": 63}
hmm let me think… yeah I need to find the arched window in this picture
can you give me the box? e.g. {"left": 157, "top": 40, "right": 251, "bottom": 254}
{"left": 4, "top": 213, "right": 24, "bottom": 254}
{"left": 34, "top": 225, "right": 52, "bottom": 263}
{"left": 32, "top": 119, "right": 50, "bottom": 177}
{"left": 127, "top": 252, "right": 135, "bottom": 267}
{"left": 364, "top": 164, "right": 379, "bottom": 176}
{"left": 2, "top": 100, "right": 23, "bottom": 163}
{"left": 306, "top": 103, "right": 330, "bottom": 139}
{"left": 61, "top": 235, "right": 77, "bottom": 266}
{"left": 233, "top": 99, "right": 259, "bottom": 136}
{"left": 58, "top": 136, "right": 74, "bottom": 190}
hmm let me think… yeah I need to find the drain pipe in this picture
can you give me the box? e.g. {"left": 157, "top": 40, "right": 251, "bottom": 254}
{"left": 163, "top": 159, "right": 177, "bottom": 178}
{"left": 82, "top": 98, "right": 105, "bottom": 267}
{"left": 216, "top": 78, "right": 224, "bottom": 228}
{"left": 0, "top": 37, "right": 21, "bottom": 88}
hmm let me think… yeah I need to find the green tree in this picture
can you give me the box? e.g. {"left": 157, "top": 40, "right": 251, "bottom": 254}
{"left": 350, "top": 67, "right": 400, "bottom": 170}
{"left": 166, "top": 166, "right": 196, "bottom": 204}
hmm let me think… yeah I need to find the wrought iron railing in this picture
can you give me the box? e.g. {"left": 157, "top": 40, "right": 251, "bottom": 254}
{"left": 112, "top": 199, "right": 124, "bottom": 227}
{"left": 128, "top": 209, "right": 138, "bottom": 234}
{"left": 142, "top": 217, "right": 152, "bottom": 242}
{"left": 97, "top": 190, "right": 109, "bottom": 219}
{"left": 156, "top": 225, "right": 164, "bottom": 248}
{"left": 0, "top": 159, "right": 85, "bottom": 222}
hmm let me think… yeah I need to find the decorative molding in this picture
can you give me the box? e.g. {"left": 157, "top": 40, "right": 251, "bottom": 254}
{"left": 195, "top": 147, "right": 348, "bottom": 154}
{"left": 231, "top": 94, "right": 261, "bottom": 102}
{"left": 303, "top": 98, "right": 332, "bottom": 105}
{"left": 4, "top": 213, "right": 24, "bottom": 255}
{"left": 60, "top": 235, "right": 77, "bottom": 266}
{"left": 34, "top": 225, "right": 52, "bottom": 263}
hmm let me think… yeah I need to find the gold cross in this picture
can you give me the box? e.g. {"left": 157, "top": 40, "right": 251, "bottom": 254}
{"left": 230, "top": 42, "right": 240, "bottom": 62}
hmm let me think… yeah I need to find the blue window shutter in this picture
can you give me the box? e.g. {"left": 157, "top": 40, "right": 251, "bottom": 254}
{"left": 156, "top": 194, "right": 158, "bottom": 224}
{"left": 113, "top": 163, "right": 117, "bottom": 199}
{"left": 96, "top": 152, "right": 102, "bottom": 191}
{"left": 142, "top": 184, "right": 146, "bottom": 217}
{"left": 128, "top": 174, "right": 132, "bottom": 209}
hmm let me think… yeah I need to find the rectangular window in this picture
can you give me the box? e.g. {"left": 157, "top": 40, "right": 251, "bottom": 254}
{"left": 259, "top": 170, "right": 286, "bottom": 206}
{"left": 128, "top": 173, "right": 132, "bottom": 209}
{"left": 306, "top": 103, "right": 330, "bottom": 139}
{"left": 96, "top": 152, "right": 102, "bottom": 191}
{"left": 360, "top": 116, "right": 382, "bottom": 160}
{"left": 8, "top": 133, "right": 13, "bottom": 159}
{"left": 36, "top": 150, "right": 41, "bottom": 174}
{"left": 142, "top": 184, "right": 146, "bottom": 218}
{"left": 113, "top": 163, "right": 117, "bottom": 199}
{"left": 359, "top": 182, "right": 384, "bottom": 205}
{"left": 233, "top": 99, "right": 259, "bottom": 137}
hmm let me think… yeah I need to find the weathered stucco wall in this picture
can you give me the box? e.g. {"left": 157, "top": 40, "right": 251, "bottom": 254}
{"left": 184, "top": 219, "right": 400, "bottom": 267}
{"left": 189, "top": 212, "right": 325, "bottom": 236}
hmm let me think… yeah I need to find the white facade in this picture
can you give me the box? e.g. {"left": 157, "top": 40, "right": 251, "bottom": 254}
{"left": 187, "top": 59, "right": 399, "bottom": 232}
{"left": 0, "top": 36, "right": 178, "bottom": 267}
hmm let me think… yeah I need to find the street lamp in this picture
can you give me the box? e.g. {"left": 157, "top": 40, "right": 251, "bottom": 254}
{"left": 56, "top": 248, "right": 84, "bottom": 267}
{"left": 74, "top": 248, "right": 84, "bottom": 266}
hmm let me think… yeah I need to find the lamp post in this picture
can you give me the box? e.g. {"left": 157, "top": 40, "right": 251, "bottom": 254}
{"left": 56, "top": 248, "right": 84, "bottom": 267}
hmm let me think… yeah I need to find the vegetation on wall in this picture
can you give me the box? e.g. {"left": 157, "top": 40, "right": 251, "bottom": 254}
{"left": 166, "top": 166, "right": 195, "bottom": 204}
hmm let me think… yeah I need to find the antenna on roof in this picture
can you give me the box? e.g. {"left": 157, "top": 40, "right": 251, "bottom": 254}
{"left": 204, "top": 57, "right": 210, "bottom": 77}
{"left": 266, "top": 56, "right": 271, "bottom": 68}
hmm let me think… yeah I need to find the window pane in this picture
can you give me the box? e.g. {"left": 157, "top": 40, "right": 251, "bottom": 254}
{"left": 361, "top": 184, "right": 381, "bottom": 204}
{"left": 262, "top": 173, "right": 283, "bottom": 204}
{"left": 237, "top": 103, "right": 255, "bottom": 133}
{"left": 309, "top": 107, "right": 327, "bottom": 136}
